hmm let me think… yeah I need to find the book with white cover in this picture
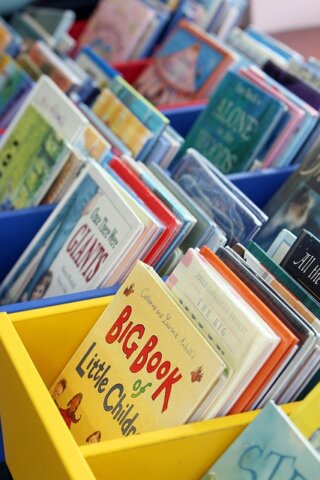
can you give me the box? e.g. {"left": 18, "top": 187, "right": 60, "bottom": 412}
{"left": 166, "top": 249, "right": 280, "bottom": 419}
{"left": 0, "top": 161, "right": 144, "bottom": 305}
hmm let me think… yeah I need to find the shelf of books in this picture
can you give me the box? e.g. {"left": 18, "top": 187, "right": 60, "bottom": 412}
{"left": 0, "top": 1, "right": 320, "bottom": 479}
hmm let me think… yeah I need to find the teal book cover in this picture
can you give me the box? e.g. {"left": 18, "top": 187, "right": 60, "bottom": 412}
{"left": 0, "top": 104, "right": 69, "bottom": 210}
{"left": 179, "top": 70, "right": 287, "bottom": 173}
{"left": 202, "top": 401, "right": 320, "bottom": 479}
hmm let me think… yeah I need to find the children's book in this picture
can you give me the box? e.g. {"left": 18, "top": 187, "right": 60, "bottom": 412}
{"left": 92, "top": 89, "right": 153, "bottom": 158}
{"left": 280, "top": 230, "right": 320, "bottom": 302}
{"left": 199, "top": 247, "right": 298, "bottom": 414}
{"left": 290, "top": 383, "right": 320, "bottom": 454}
{"left": 78, "top": 0, "right": 156, "bottom": 63}
{"left": 256, "top": 140, "right": 320, "bottom": 251}
{"left": 0, "top": 162, "right": 144, "bottom": 305}
{"left": 0, "top": 17, "right": 22, "bottom": 57}
{"left": 216, "top": 246, "right": 316, "bottom": 410}
{"left": 288, "top": 59, "right": 320, "bottom": 94}
{"left": 202, "top": 401, "right": 320, "bottom": 480}
{"left": 179, "top": 71, "right": 287, "bottom": 173}
{"left": 171, "top": 149, "right": 263, "bottom": 245}
{"left": 49, "top": 260, "right": 227, "bottom": 443}
{"left": 109, "top": 156, "right": 182, "bottom": 267}
{"left": 75, "top": 46, "right": 119, "bottom": 89}
{"left": 166, "top": 248, "right": 280, "bottom": 419}
{"left": 0, "top": 53, "right": 33, "bottom": 129}
{"left": 134, "top": 19, "right": 236, "bottom": 106}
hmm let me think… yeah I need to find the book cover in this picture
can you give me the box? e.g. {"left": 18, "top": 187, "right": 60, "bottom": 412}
{"left": 78, "top": 0, "right": 156, "bottom": 63}
{"left": 171, "top": 149, "right": 262, "bottom": 245}
{"left": 92, "top": 89, "right": 153, "bottom": 158}
{"left": 0, "top": 162, "right": 144, "bottom": 304}
{"left": 0, "top": 104, "right": 70, "bottom": 210}
{"left": 0, "top": 53, "right": 33, "bottom": 129}
{"left": 202, "top": 401, "right": 320, "bottom": 479}
{"left": 49, "top": 261, "right": 226, "bottom": 444}
{"left": 166, "top": 248, "right": 280, "bottom": 419}
{"left": 179, "top": 71, "right": 287, "bottom": 173}
{"left": 247, "top": 241, "right": 320, "bottom": 321}
{"left": 200, "top": 247, "right": 298, "bottom": 414}
{"left": 267, "top": 229, "right": 297, "bottom": 264}
{"left": 257, "top": 138, "right": 320, "bottom": 251}
{"left": 280, "top": 230, "right": 320, "bottom": 302}
{"left": 290, "top": 383, "right": 320, "bottom": 454}
{"left": 134, "top": 19, "right": 236, "bottom": 106}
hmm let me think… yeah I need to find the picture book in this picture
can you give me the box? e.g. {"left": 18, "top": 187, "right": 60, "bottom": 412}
{"left": 0, "top": 17, "right": 22, "bottom": 57}
{"left": 179, "top": 71, "right": 287, "bottom": 173}
{"left": 0, "top": 104, "right": 70, "bottom": 211}
{"left": 0, "top": 162, "right": 144, "bottom": 305}
{"left": 288, "top": 59, "right": 320, "bottom": 94}
{"left": 27, "top": 41, "right": 81, "bottom": 93}
{"left": 216, "top": 246, "right": 316, "bottom": 410}
{"left": 134, "top": 20, "right": 236, "bottom": 106}
{"left": 78, "top": 0, "right": 156, "bottom": 63}
{"left": 232, "top": 243, "right": 320, "bottom": 334}
{"left": 290, "top": 383, "right": 320, "bottom": 454}
{"left": 199, "top": 247, "right": 298, "bottom": 414}
{"left": 0, "top": 53, "right": 33, "bottom": 129}
{"left": 49, "top": 260, "right": 227, "bottom": 444}
{"left": 166, "top": 248, "right": 280, "bottom": 419}
{"left": 109, "top": 156, "right": 182, "bottom": 267}
{"left": 256, "top": 140, "right": 320, "bottom": 251}
{"left": 171, "top": 149, "right": 263, "bottom": 245}
{"left": 280, "top": 230, "right": 320, "bottom": 302}
{"left": 92, "top": 89, "right": 153, "bottom": 158}
{"left": 202, "top": 401, "right": 320, "bottom": 479}
{"left": 247, "top": 241, "right": 320, "bottom": 321}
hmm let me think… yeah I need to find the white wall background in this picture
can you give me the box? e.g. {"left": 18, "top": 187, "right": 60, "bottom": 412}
{"left": 250, "top": 0, "right": 320, "bottom": 33}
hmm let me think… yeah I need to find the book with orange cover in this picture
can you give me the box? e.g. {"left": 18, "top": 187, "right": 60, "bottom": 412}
{"left": 200, "top": 246, "right": 299, "bottom": 414}
{"left": 134, "top": 20, "right": 237, "bottom": 106}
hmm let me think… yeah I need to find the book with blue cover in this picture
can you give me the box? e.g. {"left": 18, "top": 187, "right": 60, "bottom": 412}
{"left": 202, "top": 401, "right": 320, "bottom": 479}
{"left": 179, "top": 70, "right": 287, "bottom": 173}
{"left": 75, "top": 46, "right": 119, "bottom": 90}
{"left": 171, "top": 149, "right": 263, "bottom": 245}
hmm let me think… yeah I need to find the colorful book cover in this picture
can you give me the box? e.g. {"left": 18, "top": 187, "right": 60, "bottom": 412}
{"left": 179, "top": 71, "right": 287, "bottom": 173}
{"left": 0, "top": 53, "right": 33, "bottom": 129}
{"left": 75, "top": 46, "right": 119, "bottom": 90}
{"left": 78, "top": 0, "right": 156, "bottom": 63}
{"left": 49, "top": 260, "right": 226, "bottom": 444}
{"left": 92, "top": 89, "right": 153, "bottom": 158}
{"left": 166, "top": 248, "right": 280, "bottom": 419}
{"left": 256, "top": 140, "right": 320, "bottom": 250}
{"left": 290, "top": 383, "right": 320, "bottom": 454}
{"left": 280, "top": 230, "right": 320, "bottom": 302}
{"left": 0, "top": 18, "right": 22, "bottom": 57}
{"left": 171, "top": 149, "right": 262, "bottom": 245}
{"left": 0, "top": 162, "right": 144, "bottom": 305}
{"left": 134, "top": 19, "right": 236, "bottom": 106}
{"left": 202, "top": 401, "right": 320, "bottom": 479}
{"left": 0, "top": 104, "right": 70, "bottom": 211}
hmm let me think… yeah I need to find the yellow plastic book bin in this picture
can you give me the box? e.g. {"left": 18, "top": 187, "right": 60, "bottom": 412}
{"left": 0, "top": 297, "right": 297, "bottom": 480}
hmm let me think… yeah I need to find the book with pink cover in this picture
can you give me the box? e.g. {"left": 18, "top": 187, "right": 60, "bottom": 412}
{"left": 78, "top": 0, "right": 156, "bottom": 63}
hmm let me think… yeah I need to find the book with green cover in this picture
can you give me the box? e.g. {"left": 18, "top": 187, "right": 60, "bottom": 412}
{"left": 247, "top": 240, "right": 320, "bottom": 320}
{"left": 0, "top": 104, "right": 70, "bottom": 210}
{"left": 179, "top": 70, "right": 287, "bottom": 173}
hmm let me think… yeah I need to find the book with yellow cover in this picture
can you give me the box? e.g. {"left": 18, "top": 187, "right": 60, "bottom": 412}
{"left": 49, "top": 261, "right": 227, "bottom": 444}
{"left": 290, "top": 383, "right": 320, "bottom": 454}
{"left": 92, "top": 88, "right": 152, "bottom": 158}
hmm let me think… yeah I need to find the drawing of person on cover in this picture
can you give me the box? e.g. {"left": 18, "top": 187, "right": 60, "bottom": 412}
{"left": 51, "top": 379, "right": 67, "bottom": 407}
{"left": 59, "top": 393, "right": 82, "bottom": 429}
{"left": 86, "top": 431, "right": 102, "bottom": 443}
{"left": 0, "top": 174, "right": 101, "bottom": 305}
